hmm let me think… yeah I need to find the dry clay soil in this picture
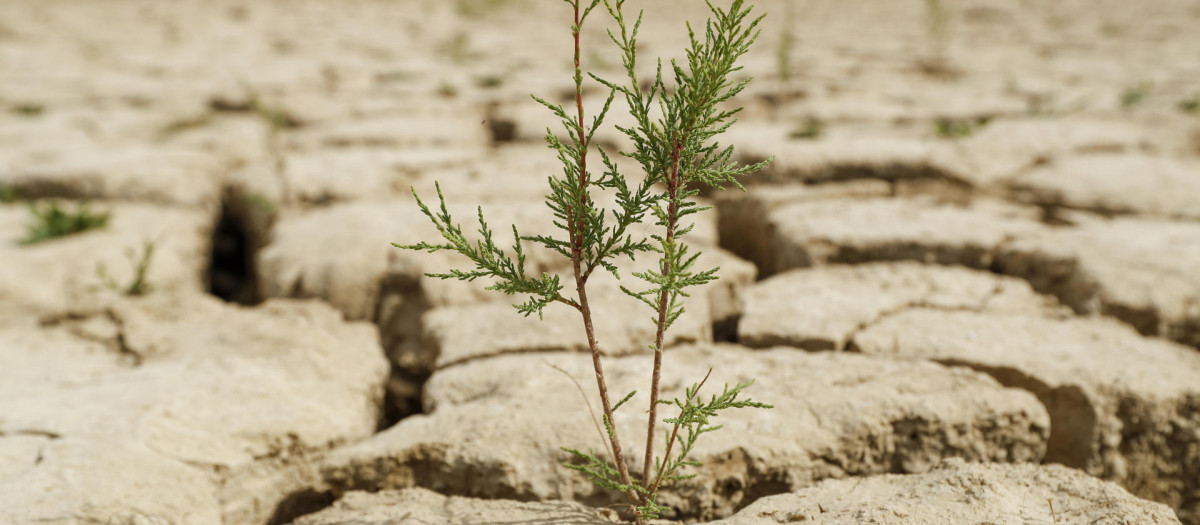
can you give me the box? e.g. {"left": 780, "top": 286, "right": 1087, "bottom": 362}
{"left": 2, "top": 0, "right": 1200, "bottom": 524}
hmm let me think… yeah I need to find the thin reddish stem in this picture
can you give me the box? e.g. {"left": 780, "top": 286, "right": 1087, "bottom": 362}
{"left": 649, "top": 369, "right": 712, "bottom": 496}
{"left": 568, "top": 3, "right": 643, "bottom": 523}
{"left": 641, "top": 142, "right": 683, "bottom": 490}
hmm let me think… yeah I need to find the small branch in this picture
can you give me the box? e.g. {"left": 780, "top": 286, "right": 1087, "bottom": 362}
{"left": 649, "top": 368, "right": 712, "bottom": 495}
{"left": 555, "top": 296, "right": 583, "bottom": 311}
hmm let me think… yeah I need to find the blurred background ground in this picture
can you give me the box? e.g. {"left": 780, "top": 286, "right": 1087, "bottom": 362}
{"left": 1, "top": 0, "right": 1199, "bottom": 524}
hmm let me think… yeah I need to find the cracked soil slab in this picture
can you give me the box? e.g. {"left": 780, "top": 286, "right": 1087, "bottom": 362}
{"left": 320, "top": 344, "right": 1048, "bottom": 521}
{"left": 851, "top": 309, "right": 1200, "bottom": 523}
{"left": 0, "top": 294, "right": 389, "bottom": 525}
{"left": 738, "top": 262, "right": 1068, "bottom": 351}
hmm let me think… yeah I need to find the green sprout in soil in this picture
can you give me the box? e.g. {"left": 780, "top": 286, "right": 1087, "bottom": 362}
{"left": 245, "top": 90, "right": 302, "bottom": 132}
{"left": 11, "top": 103, "right": 45, "bottom": 117}
{"left": 475, "top": 75, "right": 504, "bottom": 88}
{"left": 21, "top": 200, "right": 110, "bottom": 245}
{"left": 934, "top": 115, "right": 991, "bottom": 139}
{"left": 438, "top": 32, "right": 477, "bottom": 64}
{"left": 437, "top": 82, "right": 460, "bottom": 98}
{"left": 0, "top": 184, "right": 18, "bottom": 204}
{"left": 455, "top": 0, "right": 520, "bottom": 19}
{"left": 789, "top": 117, "right": 824, "bottom": 140}
{"left": 1120, "top": 82, "right": 1152, "bottom": 108}
{"left": 97, "top": 240, "right": 156, "bottom": 296}
{"left": 395, "top": 1, "right": 773, "bottom": 522}
{"left": 376, "top": 70, "right": 414, "bottom": 84}
{"left": 1179, "top": 95, "right": 1200, "bottom": 115}
{"left": 1024, "top": 92, "right": 1057, "bottom": 117}
{"left": 242, "top": 191, "right": 277, "bottom": 215}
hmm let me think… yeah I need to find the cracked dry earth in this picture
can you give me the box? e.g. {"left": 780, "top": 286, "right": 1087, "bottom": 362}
{"left": 1, "top": 0, "right": 1198, "bottom": 524}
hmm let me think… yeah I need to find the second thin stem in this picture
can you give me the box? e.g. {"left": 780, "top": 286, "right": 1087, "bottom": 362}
{"left": 641, "top": 143, "right": 683, "bottom": 491}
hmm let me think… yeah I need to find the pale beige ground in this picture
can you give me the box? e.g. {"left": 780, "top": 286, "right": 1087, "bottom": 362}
{"left": 1, "top": 0, "right": 1198, "bottom": 524}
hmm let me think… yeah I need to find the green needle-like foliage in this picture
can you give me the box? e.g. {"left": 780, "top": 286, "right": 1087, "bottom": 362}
{"left": 396, "top": 1, "right": 772, "bottom": 522}
{"left": 654, "top": 375, "right": 773, "bottom": 489}
{"left": 97, "top": 240, "right": 156, "bottom": 296}
{"left": 21, "top": 200, "right": 110, "bottom": 245}
{"left": 395, "top": 183, "right": 570, "bottom": 319}
{"left": 599, "top": 0, "right": 771, "bottom": 329}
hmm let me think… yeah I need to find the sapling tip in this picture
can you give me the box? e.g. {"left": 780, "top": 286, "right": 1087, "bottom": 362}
{"left": 97, "top": 239, "right": 156, "bottom": 296}
{"left": 396, "top": 1, "right": 773, "bottom": 522}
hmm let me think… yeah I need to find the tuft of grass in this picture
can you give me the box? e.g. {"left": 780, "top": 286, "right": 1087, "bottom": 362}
{"left": 1120, "top": 82, "right": 1152, "bottom": 108}
{"left": 97, "top": 240, "right": 156, "bottom": 296}
{"left": 438, "top": 32, "right": 477, "bottom": 64}
{"left": 376, "top": 70, "right": 414, "bottom": 84}
{"left": 436, "top": 82, "right": 459, "bottom": 98}
{"left": 211, "top": 86, "right": 302, "bottom": 131}
{"left": 1179, "top": 95, "right": 1200, "bottom": 115}
{"left": 243, "top": 191, "right": 277, "bottom": 215}
{"left": 455, "top": 0, "right": 520, "bottom": 18}
{"left": 0, "top": 183, "right": 18, "bottom": 203}
{"left": 475, "top": 75, "right": 504, "bottom": 88}
{"left": 789, "top": 117, "right": 824, "bottom": 140}
{"left": 21, "top": 200, "right": 110, "bottom": 245}
{"left": 1025, "top": 92, "right": 1056, "bottom": 117}
{"left": 247, "top": 94, "right": 302, "bottom": 131}
{"left": 934, "top": 115, "right": 991, "bottom": 139}
{"left": 11, "top": 103, "right": 45, "bottom": 117}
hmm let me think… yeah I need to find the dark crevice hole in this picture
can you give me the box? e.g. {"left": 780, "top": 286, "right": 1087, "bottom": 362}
{"left": 380, "top": 367, "right": 427, "bottom": 431}
{"left": 265, "top": 488, "right": 336, "bottom": 525}
{"left": 208, "top": 201, "right": 259, "bottom": 304}
{"left": 713, "top": 315, "right": 741, "bottom": 343}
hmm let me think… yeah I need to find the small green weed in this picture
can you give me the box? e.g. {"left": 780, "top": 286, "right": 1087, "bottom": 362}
{"left": 246, "top": 93, "right": 301, "bottom": 131}
{"left": 475, "top": 75, "right": 504, "bottom": 88}
{"left": 455, "top": 0, "right": 520, "bottom": 18}
{"left": 211, "top": 85, "right": 302, "bottom": 131}
{"left": 97, "top": 240, "right": 156, "bottom": 296}
{"left": 242, "top": 191, "right": 277, "bottom": 215}
{"left": 11, "top": 103, "right": 45, "bottom": 117}
{"left": 438, "top": 32, "right": 477, "bottom": 63}
{"left": 376, "top": 70, "right": 414, "bottom": 84}
{"left": 21, "top": 200, "right": 110, "bottom": 245}
{"left": 1179, "top": 95, "right": 1199, "bottom": 114}
{"left": 1120, "top": 82, "right": 1152, "bottom": 108}
{"left": 789, "top": 117, "right": 824, "bottom": 140}
{"left": 934, "top": 115, "right": 991, "bottom": 139}
{"left": 0, "top": 183, "right": 18, "bottom": 203}
{"left": 437, "top": 82, "right": 459, "bottom": 98}
{"left": 1025, "top": 92, "right": 1056, "bottom": 117}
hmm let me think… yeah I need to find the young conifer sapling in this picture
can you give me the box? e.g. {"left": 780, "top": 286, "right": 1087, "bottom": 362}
{"left": 397, "top": 1, "right": 772, "bottom": 522}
